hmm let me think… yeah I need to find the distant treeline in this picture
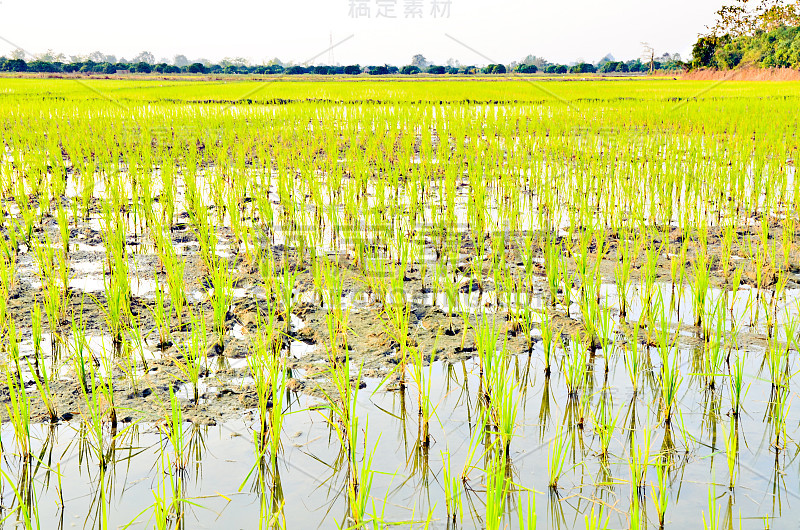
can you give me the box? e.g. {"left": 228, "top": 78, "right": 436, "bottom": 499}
{"left": 0, "top": 58, "right": 682, "bottom": 75}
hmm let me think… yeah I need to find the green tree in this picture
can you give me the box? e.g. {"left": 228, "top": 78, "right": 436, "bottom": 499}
{"left": 5, "top": 59, "right": 27, "bottom": 72}
{"left": 570, "top": 62, "right": 596, "bottom": 73}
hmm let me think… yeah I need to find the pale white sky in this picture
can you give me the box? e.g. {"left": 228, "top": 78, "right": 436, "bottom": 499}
{"left": 0, "top": 0, "right": 722, "bottom": 65}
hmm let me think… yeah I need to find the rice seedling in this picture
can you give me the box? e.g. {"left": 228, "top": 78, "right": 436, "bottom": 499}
{"left": 729, "top": 353, "right": 748, "bottom": 417}
{"left": 209, "top": 255, "right": 233, "bottom": 347}
{"left": 592, "top": 393, "right": 620, "bottom": 460}
{"left": 278, "top": 263, "right": 298, "bottom": 333}
{"left": 540, "top": 310, "right": 555, "bottom": 377}
{"left": 173, "top": 309, "right": 208, "bottom": 404}
{"left": 564, "top": 334, "right": 588, "bottom": 399}
{"left": 691, "top": 250, "right": 710, "bottom": 329}
{"left": 1, "top": 77, "right": 800, "bottom": 528}
{"left": 614, "top": 232, "right": 634, "bottom": 318}
{"left": 69, "top": 308, "right": 91, "bottom": 394}
{"left": 150, "top": 275, "right": 171, "bottom": 349}
{"left": 27, "top": 357, "right": 57, "bottom": 423}
{"left": 5, "top": 368, "right": 32, "bottom": 459}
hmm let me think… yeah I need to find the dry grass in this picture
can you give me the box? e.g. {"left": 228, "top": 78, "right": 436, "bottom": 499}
{"left": 683, "top": 67, "right": 800, "bottom": 81}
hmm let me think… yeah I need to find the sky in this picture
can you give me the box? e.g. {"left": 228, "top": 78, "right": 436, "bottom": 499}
{"left": 0, "top": 0, "right": 724, "bottom": 65}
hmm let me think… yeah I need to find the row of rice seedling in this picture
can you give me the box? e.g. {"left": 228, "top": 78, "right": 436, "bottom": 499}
{"left": 0, "top": 78, "right": 797, "bottom": 527}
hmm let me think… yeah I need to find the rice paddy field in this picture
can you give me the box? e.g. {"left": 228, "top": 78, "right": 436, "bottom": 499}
{"left": 0, "top": 76, "right": 799, "bottom": 529}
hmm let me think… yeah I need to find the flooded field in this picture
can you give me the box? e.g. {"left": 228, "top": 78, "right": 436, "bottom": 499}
{"left": 0, "top": 78, "right": 799, "bottom": 529}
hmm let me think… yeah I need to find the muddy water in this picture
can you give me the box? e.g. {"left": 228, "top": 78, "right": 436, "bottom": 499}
{"left": 3, "top": 342, "right": 798, "bottom": 529}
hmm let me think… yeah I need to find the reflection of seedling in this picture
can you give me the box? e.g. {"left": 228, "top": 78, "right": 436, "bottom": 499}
{"left": 548, "top": 426, "right": 570, "bottom": 489}
{"left": 702, "top": 481, "right": 719, "bottom": 530}
{"left": 484, "top": 448, "right": 510, "bottom": 530}
{"left": 441, "top": 450, "right": 463, "bottom": 524}
{"left": 651, "top": 453, "right": 670, "bottom": 527}
{"left": 166, "top": 387, "right": 188, "bottom": 470}
{"left": 722, "top": 420, "right": 739, "bottom": 489}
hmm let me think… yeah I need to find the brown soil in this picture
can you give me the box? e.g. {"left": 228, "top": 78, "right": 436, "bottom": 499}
{"left": 682, "top": 67, "right": 800, "bottom": 81}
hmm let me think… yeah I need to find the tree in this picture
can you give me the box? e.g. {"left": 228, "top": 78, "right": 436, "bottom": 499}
{"left": 4, "top": 59, "right": 27, "bottom": 72}
{"left": 27, "top": 61, "right": 61, "bottom": 72}
{"left": 691, "top": 36, "right": 726, "bottom": 68}
{"left": 570, "top": 62, "right": 596, "bottom": 73}
{"left": 640, "top": 42, "right": 656, "bottom": 73}
{"left": 88, "top": 51, "right": 107, "bottom": 63}
{"left": 222, "top": 57, "right": 250, "bottom": 67}
{"left": 515, "top": 63, "right": 538, "bottom": 73}
{"left": 173, "top": 54, "right": 190, "bottom": 67}
{"left": 188, "top": 62, "right": 207, "bottom": 74}
{"left": 133, "top": 61, "right": 152, "bottom": 73}
{"left": 133, "top": 51, "right": 155, "bottom": 64}
{"left": 704, "top": 0, "right": 798, "bottom": 38}
{"left": 36, "top": 49, "right": 66, "bottom": 63}
{"left": 597, "top": 53, "right": 615, "bottom": 67}
{"left": 482, "top": 64, "right": 506, "bottom": 74}
{"left": 427, "top": 65, "right": 446, "bottom": 74}
{"left": 411, "top": 54, "right": 429, "bottom": 68}
{"left": 344, "top": 64, "right": 361, "bottom": 75}
{"left": 521, "top": 54, "right": 548, "bottom": 68}
{"left": 367, "top": 65, "right": 389, "bottom": 75}
{"left": 401, "top": 65, "right": 421, "bottom": 74}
